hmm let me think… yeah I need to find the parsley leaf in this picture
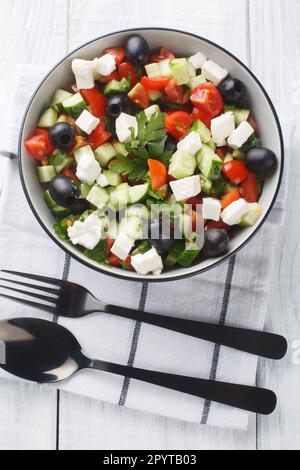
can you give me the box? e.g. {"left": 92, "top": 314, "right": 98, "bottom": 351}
{"left": 83, "top": 239, "right": 107, "bottom": 264}
{"left": 135, "top": 111, "right": 167, "bottom": 146}
{"left": 53, "top": 215, "right": 78, "bottom": 241}
{"left": 110, "top": 155, "right": 148, "bottom": 182}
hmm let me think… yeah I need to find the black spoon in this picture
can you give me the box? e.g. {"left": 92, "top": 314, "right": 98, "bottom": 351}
{"left": 0, "top": 318, "right": 277, "bottom": 415}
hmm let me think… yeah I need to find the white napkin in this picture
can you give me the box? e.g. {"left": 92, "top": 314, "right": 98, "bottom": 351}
{"left": 0, "top": 65, "right": 291, "bottom": 430}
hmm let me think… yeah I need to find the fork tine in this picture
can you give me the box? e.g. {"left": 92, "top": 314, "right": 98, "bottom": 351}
{"left": 0, "top": 277, "right": 60, "bottom": 295}
{"left": 0, "top": 292, "right": 57, "bottom": 314}
{"left": 0, "top": 284, "right": 58, "bottom": 304}
{"left": 1, "top": 269, "right": 64, "bottom": 287}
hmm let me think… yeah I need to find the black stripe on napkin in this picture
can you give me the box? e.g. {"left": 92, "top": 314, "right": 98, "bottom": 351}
{"left": 201, "top": 255, "right": 236, "bottom": 425}
{"left": 119, "top": 282, "right": 148, "bottom": 406}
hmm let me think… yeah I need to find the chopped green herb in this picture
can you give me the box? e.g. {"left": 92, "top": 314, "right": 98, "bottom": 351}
{"left": 83, "top": 239, "right": 107, "bottom": 264}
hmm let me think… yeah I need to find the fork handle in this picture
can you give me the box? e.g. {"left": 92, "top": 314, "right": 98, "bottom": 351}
{"left": 105, "top": 305, "right": 287, "bottom": 360}
{"left": 90, "top": 359, "right": 276, "bottom": 415}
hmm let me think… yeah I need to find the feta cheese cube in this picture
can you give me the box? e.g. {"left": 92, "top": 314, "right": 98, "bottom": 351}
{"left": 93, "top": 53, "right": 116, "bottom": 76}
{"left": 202, "top": 60, "right": 228, "bottom": 86}
{"left": 211, "top": 112, "right": 235, "bottom": 146}
{"left": 145, "top": 63, "right": 161, "bottom": 78}
{"left": 177, "top": 131, "right": 202, "bottom": 156}
{"left": 97, "top": 173, "right": 109, "bottom": 188}
{"left": 144, "top": 105, "right": 160, "bottom": 121}
{"left": 68, "top": 213, "right": 103, "bottom": 250}
{"left": 227, "top": 121, "right": 254, "bottom": 149}
{"left": 76, "top": 110, "right": 100, "bottom": 135}
{"left": 115, "top": 112, "right": 138, "bottom": 143}
{"left": 170, "top": 175, "right": 201, "bottom": 202}
{"left": 76, "top": 150, "right": 101, "bottom": 185}
{"left": 203, "top": 198, "right": 222, "bottom": 221}
{"left": 188, "top": 52, "right": 207, "bottom": 69}
{"left": 221, "top": 198, "right": 250, "bottom": 225}
{"left": 131, "top": 247, "right": 163, "bottom": 276}
{"left": 111, "top": 232, "right": 135, "bottom": 261}
{"left": 72, "top": 59, "right": 94, "bottom": 90}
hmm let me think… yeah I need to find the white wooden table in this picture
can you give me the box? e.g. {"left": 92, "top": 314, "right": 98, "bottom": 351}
{"left": 0, "top": 0, "right": 299, "bottom": 450}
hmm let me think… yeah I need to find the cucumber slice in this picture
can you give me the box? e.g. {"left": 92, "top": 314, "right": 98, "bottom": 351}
{"left": 159, "top": 59, "right": 173, "bottom": 78}
{"left": 232, "top": 149, "right": 246, "bottom": 160}
{"left": 129, "top": 183, "right": 149, "bottom": 203}
{"left": 145, "top": 63, "right": 161, "bottom": 78}
{"left": 49, "top": 150, "right": 73, "bottom": 173}
{"left": 44, "top": 190, "right": 72, "bottom": 219}
{"left": 62, "top": 92, "right": 86, "bottom": 119}
{"left": 80, "top": 183, "right": 93, "bottom": 198}
{"left": 148, "top": 90, "right": 162, "bottom": 101}
{"left": 197, "top": 145, "right": 222, "bottom": 181}
{"left": 188, "top": 74, "right": 207, "bottom": 90}
{"left": 224, "top": 105, "right": 250, "bottom": 126}
{"left": 103, "top": 170, "right": 122, "bottom": 186}
{"left": 125, "top": 205, "right": 148, "bottom": 219}
{"left": 187, "top": 61, "right": 196, "bottom": 78}
{"left": 177, "top": 240, "right": 202, "bottom": 267}
{"left": 74, "top": 145, "right": 95, "bottom": 164}
{"left": 168, "top": 150, "right": 197, "bottom": 179}
{"left": 106, "top": 220, "right": 119, "bottom": 239}
{"left": 113, "top": 142, "right": 128, "bottom": 156}
{"left": 50, "top": 89, "right": 73, "bottom": 112}
{"left": 240, "top": 203, "right": 262, "bottom": 227}
{"left": 109, "top": 182, "right": 130, "bottom": 211}
{"left": 38, "top": 108, "right": 58, "bottom": 128}
{"left": 200, "top": 175, "right": 213, "bottom": 194}
{"left": 94, "top": 143, "right": 117, "bottom": 167}
{"left": 207, "top": 138, "right": 216, "bottom": 151}
{"left": 37, "top": 166, "right": 56, "bottom": 183}
{"left": 191, "top": 119, "right": 211, "bottom": 144}
{"left": 169, "top": 58, "right": 190, "bottom": 85}
{"left": 144, "top": 105, "right": 160, "bottom": 121}
{"left": 86, "top": 184, "right": 109, "bottom": 209}
{"left": 132, "top": 240, "right": 151, "bottom": 255}
{"left": 104, "top": 78, "right": 130, "bottom": 96}
{"left": 119, "top": 216, "right": 143, "bottom": 240}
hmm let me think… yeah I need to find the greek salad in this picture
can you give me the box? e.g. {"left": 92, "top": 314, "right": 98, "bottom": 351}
{"left": 24, "top": 34, "right": 277, "bottom": 276}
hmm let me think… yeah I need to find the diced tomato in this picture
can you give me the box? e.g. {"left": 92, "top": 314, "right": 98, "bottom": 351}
{"left": 163, "top": 78, "right": 184, "bottom": 104}
{"left": 105, "top": 237, "right": 115, "bottom": 257}
{"left": 191, "top": 83, "right": 223, "bottom": 119}
{"left": 148, "top": 159, "right": 167, "bottom": 190}
{"left": 128, "top": 83, "right": 149, "bottom": 109}
{"left": 98, "top": 70, "right": 120, "bottom": 84}
{"left": 240, "top": 173, "right": 258, "bottom": 203}
{"left": 222, "top": 160, "right": 250, "bottom": 185}
{"left": 108, "top": 255, "right": 121, "bottom": 267}
{"left": 248, "top": 113, "right": 258, "bottom": 135}
{"left": 88, "top": 120, "right": 111, "bottom": 148}
{"left": 81, "top": 88, "right": 106, "bottom": 118}
{"left": 215, "top": 147, "right": 227, "bottom": 160}
{"left": 24, "top": 135, "right": 48, "bottom": 161}
{"left": 149, "top": 47, "right": 175, "bottom": 63}
{"left": 141, "top": 76, "right": 170, "bottom": 91}
{"left": 61, "top": 168, "right": 80, "bottom": 184}
{"left": 206, "top": 220, "right": 230, "bottom": 230}
{"left": 118, "top": 62, "right": 138, "bottom": 88}
{"left": 164, "top": 111, "right": 192, "bottom": 140}
{"left": 103, "top": 47, "right": 125, "bottom": 66}
{"left": 186, "top": 196, "right": 203, "bottom": 210}
{"left": 33, "top": 128, "right": 55, "bottom": 154}
{"left": 122, "top": 255, "right": 133, "bottom": 271}
{"left": 191, "top": 107, "right": 212, "bottom": 128}
{"left": 221, "top": 188, "right": 241, "bottom": 209}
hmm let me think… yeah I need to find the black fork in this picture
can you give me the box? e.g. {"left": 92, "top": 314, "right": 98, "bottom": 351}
{"left": 0, "top": 269, "right": 288, "bottom": 360}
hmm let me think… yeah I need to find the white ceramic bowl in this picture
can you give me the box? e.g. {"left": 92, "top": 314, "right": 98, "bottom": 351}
{"left": 18, "top": 28, "right": 284, "bottom": 282}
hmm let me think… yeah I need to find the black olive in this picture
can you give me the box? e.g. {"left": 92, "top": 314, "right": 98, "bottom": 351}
{"left": 49, "top": 175, "right": 80, "bottom": 207}
{"left": 49, "top": 123, "right": 76, "bottom": 151}
{"left": 125, "top": 35, "right": 150, "bottom": 66}
{"left": 106, "top": 93, "right": 128, "bottom": 118}
{"left": 218, "top": 78, "right": 246, "bottom": 105}
{"left": 165, "top": 135, "right": 177, "bottom": 153}
{"left": 148, "top": 219, "right": 176, "bottom": 255}
{"left": 204, "top": 229, "right": 230, "bottom": 257}
{"left": 245, "top": 147, "right": 277, "bottom": 174}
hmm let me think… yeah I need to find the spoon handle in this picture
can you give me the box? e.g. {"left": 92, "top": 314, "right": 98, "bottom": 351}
{"left": 105, "top": 305, "right": 287, "bottom": 360}
{"left": 90, "top": 359, "right": 276, "bottom": 415}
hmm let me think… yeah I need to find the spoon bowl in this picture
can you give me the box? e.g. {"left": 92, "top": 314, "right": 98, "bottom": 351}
{"left": 0, "top": 317, "right": 277, "bottom": 415}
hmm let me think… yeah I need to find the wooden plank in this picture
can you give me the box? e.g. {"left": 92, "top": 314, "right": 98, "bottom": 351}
{"left": 58, "top": 0, "right": 256, "bottom": 450}
{"left": 0, "top": 0, "right": 69, "bottom": 450}
{"left": 249, "top": 0, "right": 300, "bottom": 450}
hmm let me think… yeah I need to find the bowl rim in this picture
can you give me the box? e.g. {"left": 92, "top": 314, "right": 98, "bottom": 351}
{"left": 18, "top": 26, "right": 284, "bottom": 283}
